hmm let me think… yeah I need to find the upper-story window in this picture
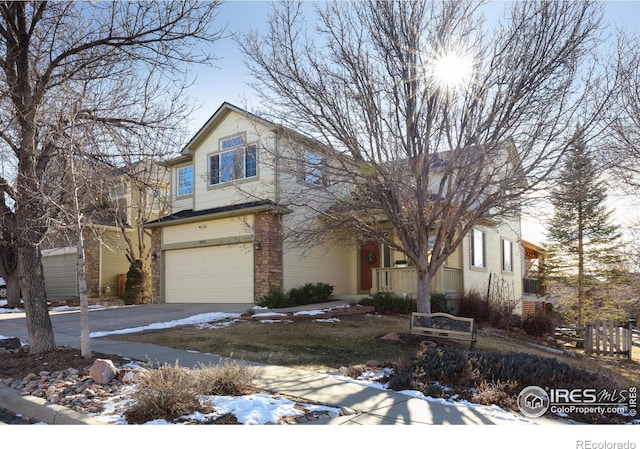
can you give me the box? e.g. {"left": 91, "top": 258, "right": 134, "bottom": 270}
{"left": 176, "top": 165, "right": 193, "bottom": 197}
{"left": 302, "top": 150, "right": 325, "bottom": 186}
{"left": 209, "top": 134, "right": 257, "bottom": 186}
{"left": 470, "top": 228, "right": 486, "bottom": 269}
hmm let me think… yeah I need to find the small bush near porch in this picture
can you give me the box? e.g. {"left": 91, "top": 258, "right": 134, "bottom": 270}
{"left": 257, "top": 282, "right": 334, "bottom": 308}
{"left": 358, "top": 291, "right": 452, "bottom": 314}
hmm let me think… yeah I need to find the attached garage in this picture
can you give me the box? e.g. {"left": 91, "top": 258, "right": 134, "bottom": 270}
{"left": 41, "top": 247, "right": 78, "bottom": 299}
{"left": 164, "top": 243, "right": 254, "bottom": 303}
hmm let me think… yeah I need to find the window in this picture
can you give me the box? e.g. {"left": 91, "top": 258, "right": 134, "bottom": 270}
{"left": 177, "top": 165, "right": 193, "bottom": 197}
{"left": 502, "top": 239, "right": 513, "bottom": 272}
{"left": 303, "top": 151, "right": 324, "bottom": 186}
{"left": 209, "top": 134, "right": 257, "bottom": 186}
{"left": 471, "top": 229, "right": 486, "bottom": 268}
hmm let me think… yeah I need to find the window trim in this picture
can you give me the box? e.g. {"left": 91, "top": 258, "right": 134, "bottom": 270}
{"left": 176, "top": 164, "right": 194, "bottom": 198}
{"left": 208, "top": 133, "right": 258, "bottom": 187}
{"left": 502, "top": 238, "right": 514, "bottom": 273}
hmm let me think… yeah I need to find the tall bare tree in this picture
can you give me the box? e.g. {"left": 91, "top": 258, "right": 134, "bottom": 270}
{"left": 238, "top": 0, "right": 615, "bottom": 313}
{"left": 605, "top": 31, "right": 640, "bottom": 190}
{"left": 0, "top": 1, "right": 223, "bottom": 353}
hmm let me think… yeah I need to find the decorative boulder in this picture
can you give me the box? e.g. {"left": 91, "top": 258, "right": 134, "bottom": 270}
{"left": 89, "top": 359, "right": 118, "bottom": 384}
{"left": 0, "top": 337, "right": 21, "bottom": 350}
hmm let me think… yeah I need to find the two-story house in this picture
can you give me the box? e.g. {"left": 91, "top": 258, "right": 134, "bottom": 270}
{"left": 145, "top": 102, "right": 527, "bottom": 316}
{"left": 41, "top": 160, "right": 169, "bottom": 301}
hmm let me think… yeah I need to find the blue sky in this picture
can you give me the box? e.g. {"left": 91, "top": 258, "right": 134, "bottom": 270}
{"left": 184, "top": 0, "right": 640, "bottom": 133}
{"left": 182, "top": 0, "right": 640, "bottom": 245}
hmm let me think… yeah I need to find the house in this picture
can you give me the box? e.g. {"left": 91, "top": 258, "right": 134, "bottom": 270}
{"left": 521, "top": 239, "right": 552, "bottom": 319}
{"left": 41, "top": 160, "right": 169, "bottom": 301}
{"left": 145, "top": 102, "right": 528, "bottom": 316}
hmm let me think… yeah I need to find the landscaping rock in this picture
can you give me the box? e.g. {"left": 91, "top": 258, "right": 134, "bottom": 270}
{"left": 89, "top": 359, "right": 118, "bottom": 384}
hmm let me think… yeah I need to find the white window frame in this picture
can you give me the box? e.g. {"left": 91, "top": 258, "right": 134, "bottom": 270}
{"left": 176, "top": 165, "right": 193, "bottom": 197}
{"left": 209, "top": 134, "right": 257, "bottom": 186}
{"left": 302, "top": 150, "right": 325, "bottom": 186}
{"left": 502, "top": 239, "right": 513, "bottom": 273}
{"left": 471, "top": 228, "right": 486, "bottom": 269}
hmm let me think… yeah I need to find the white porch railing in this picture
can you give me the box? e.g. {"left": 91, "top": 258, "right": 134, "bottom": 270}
{"left": 372, "top": 267, "right": 462, "bottom": 295}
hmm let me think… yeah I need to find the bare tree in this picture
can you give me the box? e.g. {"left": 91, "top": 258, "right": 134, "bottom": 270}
{"left": 238, "top": 0, "right": 615, "bottom": 313}
{"left": 0, "top": 1, "right": 223, "bottom": 353}
{"left": 605, "top": 31, "right": 640, "bottom": 190}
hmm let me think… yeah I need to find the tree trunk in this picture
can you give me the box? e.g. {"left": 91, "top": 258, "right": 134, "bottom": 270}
{"left": 17, "top": 245, "right": 56, "bottom": 354}
{"left": 416, "top": 262, "right": 432, "bottom": 314}
{"left": 5, "top": 272, "right": 21, "bottom": 309}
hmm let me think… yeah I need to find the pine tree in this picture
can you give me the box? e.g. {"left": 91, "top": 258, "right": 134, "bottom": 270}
{"left": 544, "top": 135, "right": 625, "bottom": 326}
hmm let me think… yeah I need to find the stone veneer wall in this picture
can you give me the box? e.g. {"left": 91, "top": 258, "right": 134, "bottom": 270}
{"left": 150, "top": 228, "right": 162, "bottom": 303}
{"left": 253, "top": 211, "right": 283, "bottom": 301}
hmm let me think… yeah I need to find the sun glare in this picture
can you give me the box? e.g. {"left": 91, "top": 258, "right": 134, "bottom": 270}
{"left": 429, "top": 52, "right": 474, "bottom": 90}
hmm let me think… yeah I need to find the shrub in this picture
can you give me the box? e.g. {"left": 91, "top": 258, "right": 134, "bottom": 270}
{"left": 456, "top": 290, "right": 490, "bottom": 322}
{"left": 123, "top": 259, "right": 151, "bottom": 305}
{"left": 521, "top": 315, "right": 557, "bottom": 337}
{"left": 430, "top": 293, "right": 451, "bottom": 313}
{"left": 193, "top": 360, "right": 256, "bottom": 396}
{"left": 456, "top": 289, "right": 518, "bottom": 328}
{"left": 390, "top": 347, "right": 609, "bottom": 395}
{"left": 124, "top": 362, "right": 201, "bottom": 424}
{"left": 257, "top": 289, "right": 295, "bottom": 308}
{"left": 288, "top": 282, "right": 334, "bottom": 305}
{"left": 124, "top": 360, "right": 258, "bottom": 424}
{"left": 258, "top": 283, "right": 334, "bottom": 308}
{"left": 359, "top": 291, "right": 416, "bottom": 314}
{"left": 406, "top": 346, "right": 469, "bottom": 384}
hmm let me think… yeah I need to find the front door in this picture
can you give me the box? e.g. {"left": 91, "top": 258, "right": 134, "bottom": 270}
{"left": 360, "top": 242, "right": 380, "bottom": 292}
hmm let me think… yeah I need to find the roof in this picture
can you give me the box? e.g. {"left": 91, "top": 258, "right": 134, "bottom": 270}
{"left": 143, "top": 200, "right": 290, "bottom": 228}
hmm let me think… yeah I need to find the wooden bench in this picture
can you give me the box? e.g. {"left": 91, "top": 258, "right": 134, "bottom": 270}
{"left": 410, "top": 312, "right": 477, "bottom": 350}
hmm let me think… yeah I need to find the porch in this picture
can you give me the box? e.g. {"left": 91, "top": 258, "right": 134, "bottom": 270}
{"left": 370, "top": 266, "right": 463, "bottom": 296}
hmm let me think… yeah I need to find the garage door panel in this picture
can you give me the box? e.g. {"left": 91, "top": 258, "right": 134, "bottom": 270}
{"left": 165, "top": 244, "right": 253, "bottom": 303}
{"left": 42, "top": 252, "right": 78, "bottom": 298}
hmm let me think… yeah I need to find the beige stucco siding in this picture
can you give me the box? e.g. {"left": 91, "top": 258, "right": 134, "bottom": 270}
{"left": 462, "top": 220, "right": 523, "bottom": 313}
{"left": 283, "top": 243, "right": 357, "bottom": 296}
{"left": 99, "top": 230, "right": 135, "bottom": 296}
{"left": 162, "top": 216, "right": 254, "bottom": 247}
{"left": 191, "top": 111, "right": 278, "bottom": 212}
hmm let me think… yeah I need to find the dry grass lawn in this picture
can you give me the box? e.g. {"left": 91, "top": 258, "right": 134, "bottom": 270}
{"left": 109, "top": 312, "right": 640, "bottom": 387}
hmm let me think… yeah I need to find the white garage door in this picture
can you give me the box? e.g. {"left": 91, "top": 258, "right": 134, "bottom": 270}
{"left": 42, "top": 249, "right": 78, "bottom": 298}
{"left": 164, "top": 244, "right": 254, "bottom": 303}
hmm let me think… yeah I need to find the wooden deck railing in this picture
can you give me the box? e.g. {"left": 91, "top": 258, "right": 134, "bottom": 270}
{"left": 371, "top": 267, "right": 462, "bottom": 295}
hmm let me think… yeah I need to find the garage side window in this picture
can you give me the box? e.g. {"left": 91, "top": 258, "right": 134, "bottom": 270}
{"left": 502, "top": 239, "right": 513, "bottom": 273}
{"left": 210, "top": 134, "right": 258, "bottom": 185}
{"left": 470, "top": 228, "right": 486, "bottom": 269}
{"left": 177, "top": 165, "right": 193, "bottom": 197}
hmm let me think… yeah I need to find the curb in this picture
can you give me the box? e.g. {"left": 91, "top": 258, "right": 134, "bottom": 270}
{"left": 0, "top": 384, "right": 104, "bottom": 425}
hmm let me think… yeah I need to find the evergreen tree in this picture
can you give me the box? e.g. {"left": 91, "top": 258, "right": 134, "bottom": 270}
{"left": 544, "top": 135, "right": 625, "bottom": 325}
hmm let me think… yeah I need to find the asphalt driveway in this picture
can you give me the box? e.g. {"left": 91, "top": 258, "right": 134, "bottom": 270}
{"left": 0, "top": 303, "right": 255, "bottom": 347}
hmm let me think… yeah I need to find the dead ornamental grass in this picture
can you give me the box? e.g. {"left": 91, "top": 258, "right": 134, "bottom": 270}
{"left": 124, "top": 360, "right": 257, "bottom": 424}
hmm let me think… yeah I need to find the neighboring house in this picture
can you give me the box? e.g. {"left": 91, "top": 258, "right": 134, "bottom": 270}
{"left": 521, "top": 239, "right": 552, "bottom": 319}
{"left": 41, "top": 161, "right": 169, "bottom": 301}
{"left": 145, "top": 102, "right": 528, "bottom": 316}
